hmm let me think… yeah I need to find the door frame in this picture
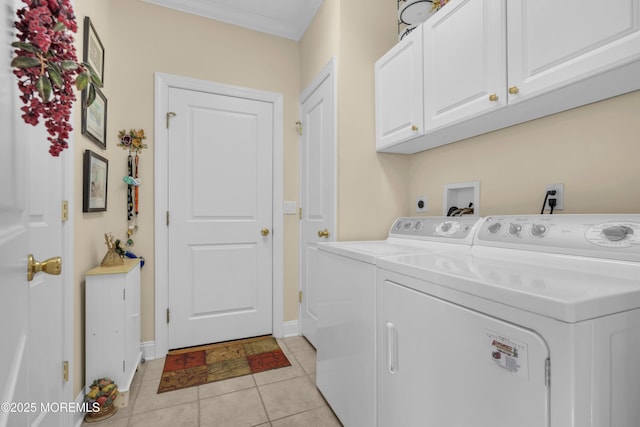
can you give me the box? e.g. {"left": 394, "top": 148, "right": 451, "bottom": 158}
{"left": 61, "top": 131, "right": 74, "bottom": 420}
{"left": 298, "top": 58, "right": 338, "bottom": 333}
{"left": 153, "top": 72, "right": 284, "bottom": 357}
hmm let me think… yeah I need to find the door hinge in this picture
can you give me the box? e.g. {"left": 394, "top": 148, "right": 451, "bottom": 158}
{"left": 299, "top": 291, "right": 303, "bottom": 303}
{"left": 62, "top": 361, "right": 69, "bottom": 382}
{"left": 298, "top": 207, "right": 302, "bottom": 220}
{"left": 123, "top": 360, "right": 126, "bottom": 372}
{"left": 295, "top": 121, "right": 302, "bottom": 136}
{"left": 166, "top": 211, "right": 170, "bottom": 226}
{"left": 166, "top": 308, "right": 170, "bottom": 324}
{"left": 123, "top": 288, "right": 126, "bottom": 300}
{"left": 166, "top": 112, "right": 176, "bottom": 129}
{"left": 61, "top": 200, "right": 69, "bottom": 221}
{"left": 545, "top": 358, "right": 551, "bottom": 387}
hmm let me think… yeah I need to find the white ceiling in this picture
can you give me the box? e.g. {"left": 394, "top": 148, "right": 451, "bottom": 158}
{"left": 141, "top": 0, "right": 324, "bottom": 41}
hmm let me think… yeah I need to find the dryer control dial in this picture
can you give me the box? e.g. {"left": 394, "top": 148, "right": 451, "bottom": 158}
{"left": 586, "top": 222, "right": 640, "bottom": 248}
{"left": 436, "top": 221, "right": 460, "bottom": 235}
{"left": 530, "top": 224, "right": 547, "bottom": 237}
{"left": 602, "top": 225, "right": 633, "bottom": 241}
{"left": 508, "top": 223, "right": 523, "bottom": 236}
{"left": 487, "top": 223, "right": 502, "bottom": 234}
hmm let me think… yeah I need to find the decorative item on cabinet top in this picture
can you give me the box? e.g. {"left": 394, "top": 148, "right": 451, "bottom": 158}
{"left": 397, "top": 0, "right": 449, "bottom": 40}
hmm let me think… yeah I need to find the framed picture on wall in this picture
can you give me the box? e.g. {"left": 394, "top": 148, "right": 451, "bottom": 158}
{"left": 81, "top": 86, "right": 107, "bottom": 149}
{"left": 83, "top": 150, "right": 109, "bottom": 213}
{"left": 83, "top": 16, "right": 105, "bottom": 83}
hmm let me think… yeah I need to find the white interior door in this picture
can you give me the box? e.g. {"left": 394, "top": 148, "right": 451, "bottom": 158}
{"left": 1, "top": 1, "right": 29, "bottom": 423}
{"left": 1, "top": 1, "right": 66, "bottom": 425}
{"left": 25, "top": 119, "right": 66, "bottom": 427}
{"left": 167, "top": 87, "right": 273, "bottom": 350}
{"left": 299, "top": 59, "right": 336, "bottom": 348}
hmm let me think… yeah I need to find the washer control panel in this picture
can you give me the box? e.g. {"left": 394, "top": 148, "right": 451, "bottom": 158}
{"left": 390, "top": 217, "right": 481, "bottom": 243}
{"left": 475, "top": 215, "right": 640, "bottom": 261}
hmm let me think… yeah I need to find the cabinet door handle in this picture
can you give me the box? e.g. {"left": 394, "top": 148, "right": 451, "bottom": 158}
{"left": 509, "top": 86, "right": 520, "bottom": 95}
{"left": 411, "top": 125, "right": 418, "bottom": 131}
{"left": 489, "top": 94, "right": 499, "bottom": 102}
{"left": 386, "top": 321, "right": 397, "bottom": 374}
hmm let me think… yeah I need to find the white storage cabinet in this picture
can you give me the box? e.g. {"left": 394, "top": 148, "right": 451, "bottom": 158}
{"left": 379, "top": 0, "right": 640, "bottom": 153}
{"left": 85, "top": 259, "right": 142, "bottom": 404}
{"left": 374, "top": 24, "right": 424, "bottom": 150}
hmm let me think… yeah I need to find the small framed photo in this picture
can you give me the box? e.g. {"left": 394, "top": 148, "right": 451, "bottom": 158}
{"left": 83, "top": 150, "right": 108, "bottom": 213}
{"left": 83, "top": 16, "right": 104, "bottom": 83}
{"left": 81, "top": 86, "right": 107, "bottom": 149}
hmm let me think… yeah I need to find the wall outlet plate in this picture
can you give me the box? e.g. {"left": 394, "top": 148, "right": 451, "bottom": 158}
{"left": 416, "top": 195, "right": 428, "bottom": 213}
{"left": 545, "top": 183, "right": 564, "bottom": 211}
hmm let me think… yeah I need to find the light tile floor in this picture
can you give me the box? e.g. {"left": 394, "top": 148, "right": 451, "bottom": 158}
{"left": 81, "top": 336, "right": 343, "bottom": 427}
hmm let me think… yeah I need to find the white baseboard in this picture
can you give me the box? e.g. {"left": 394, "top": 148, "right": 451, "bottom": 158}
{"left": 141, "top": 340, "right": 156, "bottom": 361}
{"left": 282, "top": 320, "right": 300, "bottom": 337}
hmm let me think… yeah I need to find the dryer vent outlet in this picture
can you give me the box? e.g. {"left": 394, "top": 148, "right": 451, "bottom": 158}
{"left": 416, "top": 196, "right": 428, "bottom": 213}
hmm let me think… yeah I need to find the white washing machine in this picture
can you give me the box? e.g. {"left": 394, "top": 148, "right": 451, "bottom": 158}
{"left": 376, "top": 214, "right": 640, "bottom": 427}
{"left": 314, "top": 216, "right": 482, "bottom": 427}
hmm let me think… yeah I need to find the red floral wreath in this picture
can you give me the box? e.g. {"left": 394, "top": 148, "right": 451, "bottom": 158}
{"left": 12, "top": 0, "right": 101, "bottom": 156}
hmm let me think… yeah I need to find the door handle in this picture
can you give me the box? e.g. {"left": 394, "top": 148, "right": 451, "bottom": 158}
{"left": 386, "top": 322, "right": 397, "bottom": 374}
{"left": 27, "top": 254, "right": 62, "bottom": 282}
{"left": 317, "top": 229, "right": 330, "bottom": 238}
{"left": 261, "top": 228, "right": 270, "bottom": 236}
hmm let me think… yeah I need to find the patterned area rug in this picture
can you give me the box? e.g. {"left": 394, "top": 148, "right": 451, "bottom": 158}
{"left": 157, "top": 335, "right": 291, "bottom": 393}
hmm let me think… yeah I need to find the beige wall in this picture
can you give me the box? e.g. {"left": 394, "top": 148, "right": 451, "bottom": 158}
{"left": 408, "top": 91, "right": 640, "bottom": 216}
{"left": 301, "top": 0, "right": 411, "bottom": 242}
{"left": 72, "top": 0, "right": 300, "bottom": 395}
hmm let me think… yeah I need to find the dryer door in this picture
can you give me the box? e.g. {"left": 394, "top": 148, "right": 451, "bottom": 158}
{"left": 378, "top": 279, "right": 550, "bottom": 427}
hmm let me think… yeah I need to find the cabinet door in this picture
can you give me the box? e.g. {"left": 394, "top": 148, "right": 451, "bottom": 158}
{"left": 377, "top": 280, "right": 550, "bottom": 427}
{"left": 375, "top": 25, "right": 424, "bottom": 150}
{"left": 508, "top": 0, "right": 640, "bottom": 103}
{"left": 423, "top": 0, "right": 507, "bottom": 130}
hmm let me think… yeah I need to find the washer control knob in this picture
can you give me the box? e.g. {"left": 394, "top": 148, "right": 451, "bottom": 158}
{"left": 414, "top": 221, "right": 424, "bottom": 231}
{"left": 440, "top": 222, "right": 452, "bottom": 233}
{"left": 487, "top": 223, "right": 502, "bottom": 234}
{"left": 530, "top": 224, "right": 547, "bottom": 237}
{"left": 602, "top": 225, "right": 634, "bottom": 241}
{"left": 508, "top": 223, "right": 523, "bottom": 236}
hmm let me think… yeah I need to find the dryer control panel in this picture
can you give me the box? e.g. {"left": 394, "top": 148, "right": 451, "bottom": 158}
{"left": 390, "top": 217, "right": 481, "bottom": 244}
{"left": 475, "top": 214, "right": 640, "bottom": 262}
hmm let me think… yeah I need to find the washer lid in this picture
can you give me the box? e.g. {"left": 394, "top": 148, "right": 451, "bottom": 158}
{"left": 377, "top": 248, "right": 640, "bottom": 323}
{"left": 398, "top": 0, "right": 433, "bottom": 25}
{"left": 317, "top": 238, "right": 466, "bottom": 264}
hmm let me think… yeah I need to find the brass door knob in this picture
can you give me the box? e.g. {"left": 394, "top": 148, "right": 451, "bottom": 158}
{"left": 27, "top": 254, "right": 62, "bottom": 282}
{"left": 411, "top": 125, "right": 418, "bottom": 131}
{"left": 317, "top": 229, "right": 330, "bottom": 238}
{"left": 489, "top": 94, "right": 499, "bottom": 102}
{"left": 508, "top": 86, "right": 520, "bottom": 95}
{"left": 261, "top": 228, "right": 270, "bottom": 236}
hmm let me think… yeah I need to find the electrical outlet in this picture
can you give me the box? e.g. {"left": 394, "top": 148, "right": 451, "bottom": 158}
{"left": 545, "top": 183, "right": 564, "bottom": 211}
{"left": 416, "top": 195, "right": 428, "bottom": 213}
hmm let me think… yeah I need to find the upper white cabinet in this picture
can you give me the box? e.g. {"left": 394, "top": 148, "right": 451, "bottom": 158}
{"left": 375, "top": 25, "right": 424, "bottom": 151}
{"left": 377, "top": 0, "right": 640, "bottom": 154}
{"left": 423, "top": 0, "right": 506, "bottom": 131}
{"left": 508, "top": 0, "right": 640, "bottom": 104}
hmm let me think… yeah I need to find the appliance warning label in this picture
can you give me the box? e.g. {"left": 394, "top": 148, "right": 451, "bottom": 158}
{"left": 486, "top": 331, "right": 528, "bottom": 379}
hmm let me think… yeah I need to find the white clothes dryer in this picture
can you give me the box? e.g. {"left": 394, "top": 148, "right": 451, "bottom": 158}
{"left": 376, "top": 214, "right": 640, "bottom": 427}
{"left": 314, "top": 216, "right": 482, "bottom": 427}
